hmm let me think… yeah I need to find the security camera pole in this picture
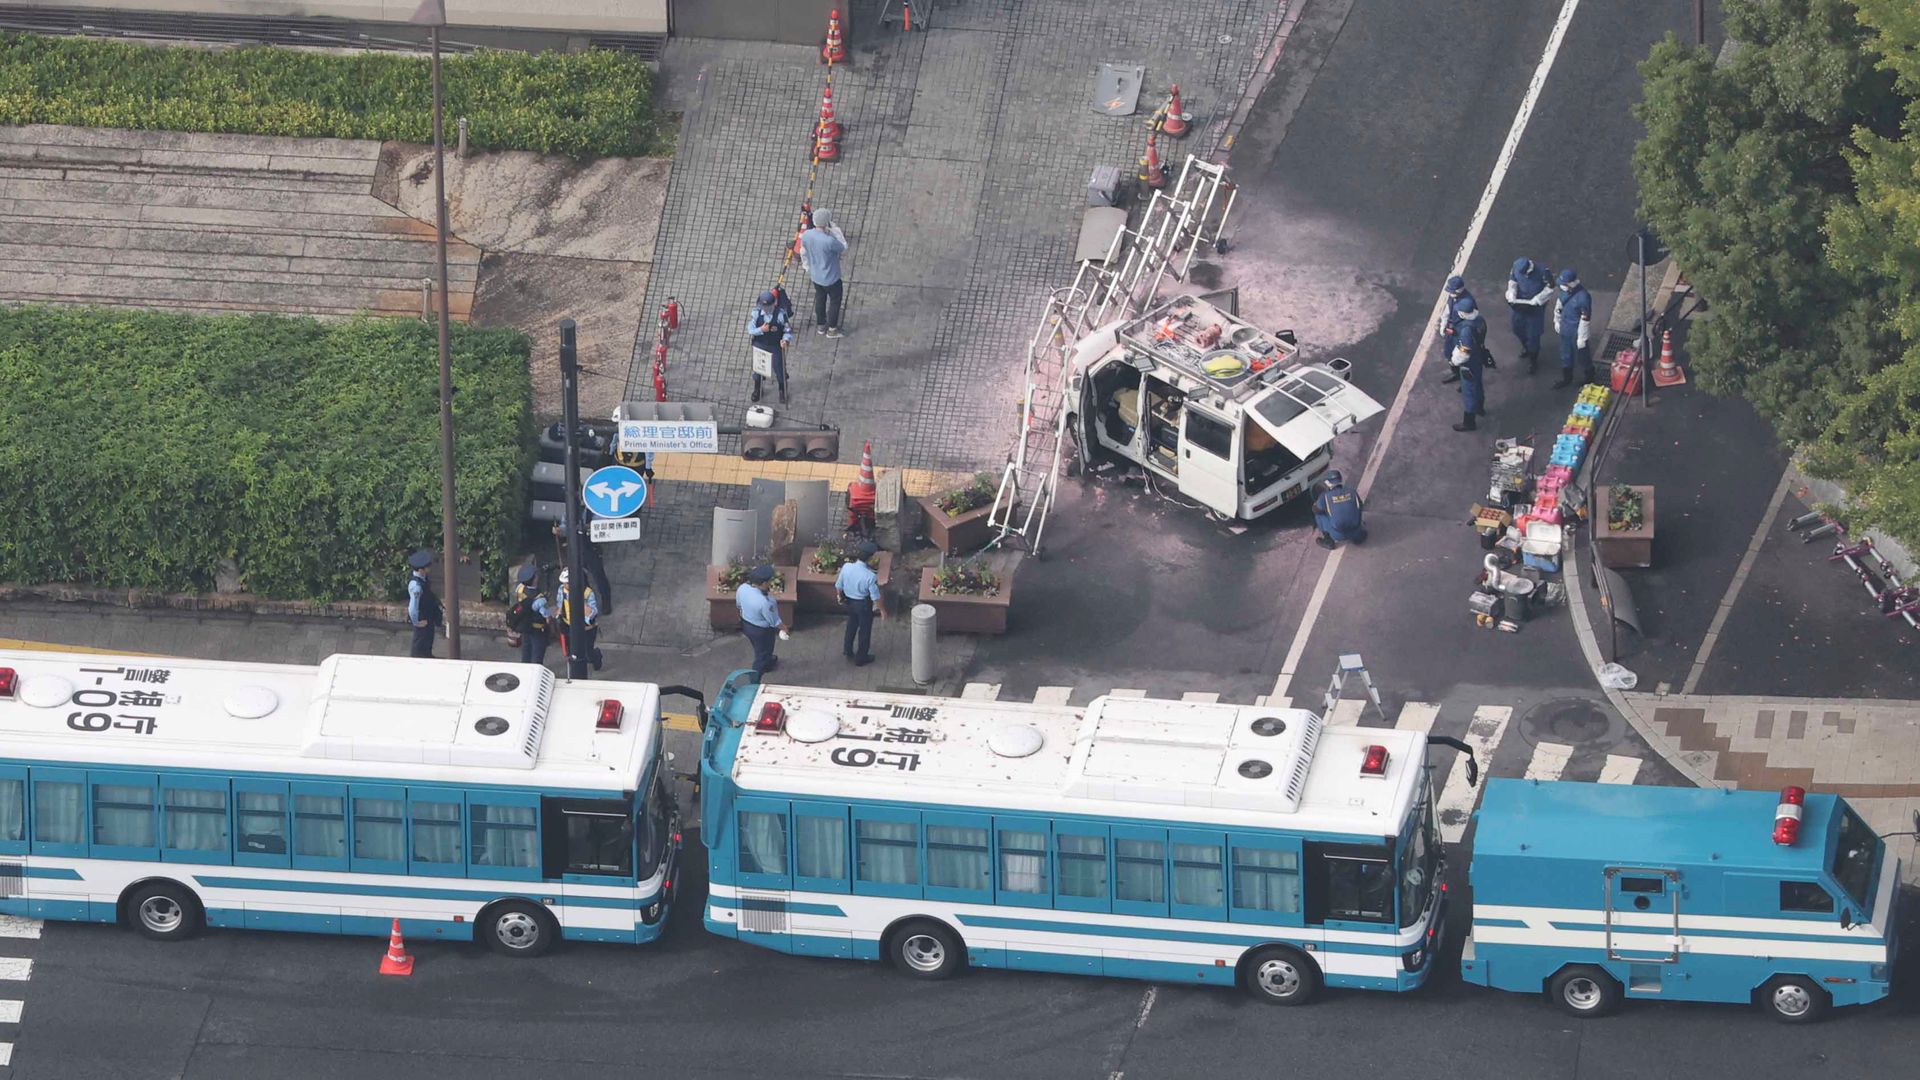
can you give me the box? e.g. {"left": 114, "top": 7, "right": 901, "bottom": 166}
{"left": 413, "top": 0, "right": 461, "bottom": 657}
{"left": 558, "top": 319, "right": 589, "bottom": 680}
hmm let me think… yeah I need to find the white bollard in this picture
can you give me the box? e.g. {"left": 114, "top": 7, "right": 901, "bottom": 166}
{"left": 910, "top": 604, "right": 937, "bottom": 686}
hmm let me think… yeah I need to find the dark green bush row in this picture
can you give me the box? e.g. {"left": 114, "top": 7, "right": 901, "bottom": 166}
{"left": 0, "top": 307, "right": 532, "bottom": 602}
{"left": 0, "top": 32, "right": 668, "bottom": 158}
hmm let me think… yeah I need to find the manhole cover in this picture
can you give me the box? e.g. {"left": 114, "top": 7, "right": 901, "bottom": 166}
{"left": 1518, "top": 697, "right": 1617, "bottom": 746}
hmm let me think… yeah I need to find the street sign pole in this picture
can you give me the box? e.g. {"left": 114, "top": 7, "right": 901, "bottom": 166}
{"left": 559, "top": 320, "right": 589, "bottom": 681}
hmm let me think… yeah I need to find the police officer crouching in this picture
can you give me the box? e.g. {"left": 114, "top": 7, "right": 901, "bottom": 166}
{"left": 405, "top": 549, "right": 443, "bottom": 658}
{"left": 1312, "top": 471, "right": 1367, "bottom": 550}
{"left": 507, "top": 562, "right": 551, "bottom": 666}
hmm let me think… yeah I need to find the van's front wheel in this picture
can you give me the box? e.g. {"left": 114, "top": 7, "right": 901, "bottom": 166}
{"left": 1759, "top": 976, "right": 1828, "bottom": 1023}
{"left": 1242, "top": 946, "right": 1320, "bottom": 1005}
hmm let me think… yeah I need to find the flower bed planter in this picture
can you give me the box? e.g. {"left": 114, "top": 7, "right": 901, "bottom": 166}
{"left": 919, "top": 567, "right": 1010, "bottom": 634}
{"left": 797, "top": 548, "right": 893, "bottom": 614}
{"left": 1596, "top": 485, "right": 1656, "bottom": 569}
{"left": 916, "top": 497, "right": 994, "bottom": 555}
{"left": 706, "top": 565, "right": 797, "bottom": 631}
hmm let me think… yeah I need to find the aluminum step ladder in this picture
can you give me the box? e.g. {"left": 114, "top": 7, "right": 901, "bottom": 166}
{"left": 986, "top": 154, "right": 1238, "bottom": 556}
{"left": 1322, "top": 653, "right": 1386, "bottom": 723}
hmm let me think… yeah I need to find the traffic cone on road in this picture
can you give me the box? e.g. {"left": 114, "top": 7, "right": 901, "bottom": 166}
{"left": 821, "top": 9, "right": 848, "bottom": 65}
{"left": 1161, "top": 85, "right": 1189, "bottom": 137}
{"left": 379, "top": 918, "right": 413, "bottom": 976}
{"left": 1137, "top": 133, "right": 1168, "bottom": 189}
{"left": 816, "top": 85, "right": 843, "bottom": 143}
{"left": 815, "top": 118, "right": 840, "bottom": 162}
{"left": 847, "top": 441, "right": 877, "bottom": 534}
{"left": 1651, "top": 328, "right": 1687, "bottom": 387}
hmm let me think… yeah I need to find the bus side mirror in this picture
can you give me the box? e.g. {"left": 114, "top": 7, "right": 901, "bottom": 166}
{"left": 1840, "top": 908, "right": 1853, "bottom": 931}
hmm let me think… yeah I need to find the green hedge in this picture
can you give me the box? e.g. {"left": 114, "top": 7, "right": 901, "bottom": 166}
{"left": 0, "top": 32, "right": 668, "bottom": 158}
{"left": 0, "top": 307, "right": 532, "bottom": 602}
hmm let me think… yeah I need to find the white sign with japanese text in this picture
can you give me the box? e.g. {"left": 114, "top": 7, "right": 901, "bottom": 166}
{"left": 619, "top": 419, "right": 719, "bottom": 454}
{"left": 590, "top": 517, "right": 642, "bottom": 543}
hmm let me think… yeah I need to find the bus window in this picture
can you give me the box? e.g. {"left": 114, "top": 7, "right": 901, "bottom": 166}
{"left": 1781, "top": 880, "right": 1835, "bottom": 914}
{"left": 1830, "top": 807, "right": 1879, "bottom": 914}
{"left": 1170, "top": 833, "right": 1227, "bottom": 919}
{"left": 1056, "top": 830, "right": 1110, "bottom": 911}
{"left": 0, "top": 768, "right": 25, "bottom": 853}
{"left": 925, "top": 818, "right": 991, "bottom": 898}
{"left": 1398, "top": 798, "right": 1437, "bottom": 928}
{"left": 162, "top": 781, "right": 230, "bottom": 861}
{"left": 1308, "top": 842, "right": 1393, "bottom": 924}
{"left": 350, "top": 789, "right": 407, "bottom": 871}
{"left": 854, "top": 815, "right": 919, "bottom": 893}
{"left": 794, "top": 803, "right": 850, "bottom": 892}
{"left": 292, "top": 787, "right": 347, "bottom": 869}
{"left": 410, "top": 799, "right": 463, "bottom": 871}
{"left": 738, "top": 811, "right": 788, "bottom": 876}
{"left": 92, "top": 773, "right": 158, "bottom": 857}
{"left": 640, "top": 777, "right": 674, "bottom": 874}
{"left": 554, "top": 799, "right": 635, "bottom": 878}
{"left": 234, "top": 783, "right": 290, "bottom": 862}
{"left": 996, "top": 823, "right": 1049, "bottom": 902}
{"left": 469, "top": 798, "right": 540, "bottom": 879}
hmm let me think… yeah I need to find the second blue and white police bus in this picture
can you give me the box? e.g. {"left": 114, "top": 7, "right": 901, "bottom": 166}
{"left": 700, "top": 673, "right": 1454, "bottom": 1003}
{"left": 0, "top": 649, "right": 685, "bottom": 954}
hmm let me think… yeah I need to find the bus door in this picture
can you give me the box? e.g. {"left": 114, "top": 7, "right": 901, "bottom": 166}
{"left": 546, "top": 797, "right": 639, "bottom": 942}
{"left": 1603, "top": 866, "right": 1682, "bottom": 993}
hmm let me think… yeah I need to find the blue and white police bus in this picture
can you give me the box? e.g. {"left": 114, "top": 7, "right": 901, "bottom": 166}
{"left": 699, "top": 672, "right": 1454, "bottom": 1003}
{"left": 0, "top": 650, "right": 685, "bottom": 955}
{"left": 1462, "top": 779, "right": 1902, "bottom": 1021}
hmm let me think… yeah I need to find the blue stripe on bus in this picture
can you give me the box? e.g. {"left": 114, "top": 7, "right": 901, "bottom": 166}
{"left": 1471, "top": 917, "right": 1528, "bottom": 929}
{"left": 24, "top": 866, "right": 83, "bottom": 880}
{"left": 192, "top": 875, "right": 652, "bottom": 909}
{"left": 954, "top": 913, "right": 1405, "bottom": 956}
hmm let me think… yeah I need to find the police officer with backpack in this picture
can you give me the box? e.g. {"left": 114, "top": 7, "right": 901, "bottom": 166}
{"left": 507, "top": 562, "right": 551, "bottom": 666}
{"left": 404, "top": 549, "right": 443, "bottom": 658}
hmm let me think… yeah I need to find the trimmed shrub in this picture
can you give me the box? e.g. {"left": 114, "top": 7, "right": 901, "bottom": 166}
{"left": 0, "top": 306, "right": 532, "bottom": 602}
{"left": 0, "top": 32, "right": 669, "bottom": 158}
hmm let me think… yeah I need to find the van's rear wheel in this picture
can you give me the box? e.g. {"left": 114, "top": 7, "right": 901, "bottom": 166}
{"left": 1759, "top": 975, "right": 1828, "bottom": 1023}
{"left": 1549, "top": 966, "right": 1621, "bottom": 1018}
{"left": 1242, "top": 946, "right": 1320, "bottom": 1005}
{"left": 889, "top": 920, "right": 963, "bottom": 980}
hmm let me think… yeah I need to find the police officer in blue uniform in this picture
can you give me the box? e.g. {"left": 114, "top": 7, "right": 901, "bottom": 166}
{"left": 1451, "top": 296, "right": 1489, "bottom": 432}
{"left": 556, "top": 567, "right": 602, "bottom": 675}
{"left": 405, "top": 549, "right": 442, "bottom": 658}
{"left": 1504, "top": 257, "right": 1554, "bottom": 373}
{"left": 735, "top": 565, "right": 786, "bottom": 675}
{"left": 835, "top": 541, "right": 884, "bottom": 665}
{"left": 1554, "top": 268, "right": 1595, "bottom": 388}
{"left": 1437, "top": 275, "right": 1472, "bottom": 384}
{"left": 1311, "top": 471, "right": 1367, "bottom": 549}
{"left": 508, "top": 562, "right": 551, "bottom": 666}
{"left": 747, "top": 289, "right": 794, "bottom": 404}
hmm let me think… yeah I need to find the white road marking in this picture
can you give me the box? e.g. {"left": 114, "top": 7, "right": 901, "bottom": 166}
{"left": 961, "top": 682, "right": 1001, "bottom": 701}
{"left": 1438, "top": 706, "right": 1513, "bottom": 844}
{"left": 1134, "top": 985, "right": 1157, "bottom": 1027}
{"left": 0, "top": 958, "right": 30, "bottom": 981}
{"left": 1033, "top": 685, "right": 1075, "bottom": 705}
{"left": 1326, "top": 698, "right": 1367, "bottom": 727}
{"left": 0, "top": 999, "right": 18, "bottom": 1023}
{"left": 1598, "top": 754, "right": 1643, "bottom": 785}
{"left": 1395, "top": 702, "right": 1441, "bottom": 733}
{"left": 1269, "top": 0, "right": 1588, "bottom": 702}
{"left": 0, "top": 1040, "right": 11, "bottom": 1067}
{"left": 1180, "top": 691, "right": 1220, "bottom": 703}
{"left": 1523, "top": 741, "right": 1574, "bottom": 782}
{"left": 0, "top": 917, "right": 40, "bottom": 939}
{"left": 1682, "top": 469, "right": 1793, "bottom": 694}
{"left": 1107, "top": 689, "right": 1146, "bottom": 699}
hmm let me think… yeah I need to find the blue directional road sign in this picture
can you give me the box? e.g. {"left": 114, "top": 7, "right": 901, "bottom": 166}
{"left": 582, "top": 465, "right": 648, "bottom": 519}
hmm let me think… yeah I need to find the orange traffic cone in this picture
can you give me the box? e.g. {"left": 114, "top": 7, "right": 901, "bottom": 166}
{"left": 816, "top": 85, "right": 842, "bottom": 143}
{"left": 821, "top": 8, "right": 847, "bottom": 65}
{"left": 815, "top": 120, "right": 840, "bottom": 163}
{"left": 1651, "top": 328, "right": 1687, "bottom": 387}
{"left": 1137, "top": 133, "right": 1168, "bottom": 189}
{"left": 1161, "top": 85, "right": 1189, "bottom": 138}
{"left": 379, "top": 918, "right": 414, "bottom": 976}
{"left": 847, "top": 441, "right": 876, "bottom": 533}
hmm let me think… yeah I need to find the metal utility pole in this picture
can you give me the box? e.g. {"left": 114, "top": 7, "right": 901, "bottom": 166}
{"left": 1694, "top": 0, "right": 1706, "bottom": 46}
{"left": 1637, "top": 228, "right": 1651, "bottom": 406}
{"left": 414, "top": 0, "right": 461, "bottom": 657}
{"left": 558, "top": 320, "right": 589, "bottom": 680}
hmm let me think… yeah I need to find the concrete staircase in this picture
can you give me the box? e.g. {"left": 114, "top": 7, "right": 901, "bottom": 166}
{"left": 0, "top": 125, "right": 477, "bottom": 320}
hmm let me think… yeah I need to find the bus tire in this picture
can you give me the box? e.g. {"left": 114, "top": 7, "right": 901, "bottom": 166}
{"left": 1548, "top": 965, "right": 1621, "bottom": 1018}
{"left": 1758, "top": 975, "right": 1828, "bottom": 1023}
{"left": 480, "top": 900, "right": 556, "bottom": 958}
{"left": 887, "top": 919, "right": 964, "bottom": 980}
{"left": 1241, "top": 946, "right": 1320, "bottom": 1006}
{"left": 124, "top": 881, "right": 202, "bottom": 942}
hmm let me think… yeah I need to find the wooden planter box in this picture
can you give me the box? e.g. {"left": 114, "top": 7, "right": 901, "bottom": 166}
{"left": 706, "top": 565, "right": 798, "bottom": 631}
{"left": 917, "top": 496, "right": 994, "bottom": 555}
{"left": 918, "top": 567, "right": 1011, "bottom": 634}
{"left": 1595, "top": 485, "right": 1656, "bottom": 569}
{"left": 797, "top": 548, "right": 893, "bottom": 614}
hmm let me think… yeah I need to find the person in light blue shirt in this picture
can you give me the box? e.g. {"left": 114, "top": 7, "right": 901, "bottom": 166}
{"left": 747, "top": 290, "right": 793, "bottom": 404}
{"left": 800, "top": 208, "right": 848, "bottom": 338}
{"left": 556, "top": 568, "right": 601, "bottom": 675}
{"left": 735, "top": 564, "right": 785, "bottom": 675}
{"left": 404, "top": 549, "right": 441, "bottom": 658}
{"left": 835, "top": 541, "right": 884, "bottom": 665}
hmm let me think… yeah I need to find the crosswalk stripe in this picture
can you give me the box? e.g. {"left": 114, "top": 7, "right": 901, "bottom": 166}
{"left": 0, "top": 999, "right": 19, "bottom": 1023}
{"left": 961, "top": 682, "right": 1001, "bottom": 701}
{"left": 1395, "top": 702, "right": 1440, "bottom": 733}
{"left": 1598, "top": 755, "right": 1642, "bottom": 785}
{"left": 1180, "top": 691, "right": 1220, "bottom": 703}
{"left": 1, "top": 1040, "right": 12, "bottom": 1067}
{"left": 1523, "top": 741, "right": 1574, "bottom": 782}
{"left": 1326, "top": 698, "right": 1366, "bottom": 726}
{"left": 0, "top": 917, "right": 40, "bottom": 940}
{"left": 1253, "top": 695, "right": 1292, "bottom": 709}
{"left": 1438, "top": 705, "right": 1512, "bottom": 844}
{"left": 1107, "top": 689, "right": 1146, "bottom": 699}
{"left": 1033, "top": 686, "right": 1074, "bottom": 706}
{"left": 0, "top": 958, "right": 30, "bottom": 981}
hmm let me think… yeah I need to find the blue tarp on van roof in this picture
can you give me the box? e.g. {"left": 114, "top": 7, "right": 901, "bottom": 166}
{"left": 1472, "top": 779, "right": 1837, "bottom": 872}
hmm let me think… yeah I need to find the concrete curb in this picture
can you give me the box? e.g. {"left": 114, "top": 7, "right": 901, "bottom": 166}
{"left": 0, "top": 582, "right": 508, "bottom": 631}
